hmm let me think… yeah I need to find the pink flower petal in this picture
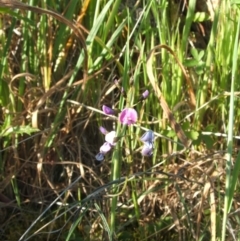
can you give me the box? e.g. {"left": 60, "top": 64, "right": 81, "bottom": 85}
{"left": 119, "top": 108, "right": 138, "bottom": 125}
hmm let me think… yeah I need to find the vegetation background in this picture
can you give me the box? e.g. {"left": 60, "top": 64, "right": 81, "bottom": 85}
{"left": 1, "top": 0, "right": 240, "bottom": 240}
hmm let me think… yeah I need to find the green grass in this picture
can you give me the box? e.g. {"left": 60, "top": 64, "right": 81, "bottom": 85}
{"left": 1, "top": 0, "right": 240, "bottom": 240}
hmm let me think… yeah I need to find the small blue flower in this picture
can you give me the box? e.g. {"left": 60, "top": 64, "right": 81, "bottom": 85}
{"left": 140, "top": 130, "right": 154, "bottom": 144}
{"left": 140, "top": 130, "right": 154, "bottom": 157}
{"left": 141, "top": 142, "right": 154, "bottom": 156}
{"left": 95, "top": 152, "right": 104, "bottom": 161}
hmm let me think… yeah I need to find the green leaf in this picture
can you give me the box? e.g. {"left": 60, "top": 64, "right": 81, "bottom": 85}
{"left": 190, "top": 48, "right": 205, "bottom": 61}
{"left": 201, "top": 135, "right": 214, "bottom": 149}
{"left": 186, "top": 130, "right": 199, "bottom": 140}
{"left": 205, "top": 124, "right": 216, "bottom": 132}
{"left": 195, "top": 62, "right": 206, "bottom": 75}
{"left": 198, "top": 50, "right": 205, "bottom": 60}
{"left": 182, "top": 121, "right": 191, "bottom": 130}
{"left": 193, "top": 12, "right": 210, "bottom": 22}
{"left": 161, "top": 129, "right": 176, "bottom": 138}
{"left": 184, "top": 59, "right": 199, "bottom": 67}
{"left": 190, "top": 48, "right": 200, "bottom": 60}
{"left": 1, "top": 126, "right": 39, "bottom": 136}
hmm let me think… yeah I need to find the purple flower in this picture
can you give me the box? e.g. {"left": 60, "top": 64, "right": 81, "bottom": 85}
{"left": 105, "top": 131, "right": 117, "bottom": 146}
{"left": 100, "top": 142, "right": 112, "bottom": 154}
{"left": 140, "top": 130, "right": 154, "bottom": 144}
{"left": 119, "top": 108, "right": 138, "bottom": 125}
{"left": 95, "top": 129, "right": 118, "bottom": 161}
{"left": 95, "top": 141, "right": 113, "bottom": 161}
{"left": 102, "top": 105, "right": 115, "bottom": 115}
{"left": 99, "top": 126, "right": 108, "bottom": 135}
{"left": 141, "top": 142, "right": 153, "bottom": 156}
{"left": 141, "top": 90, "right": 149, "bottom": 100}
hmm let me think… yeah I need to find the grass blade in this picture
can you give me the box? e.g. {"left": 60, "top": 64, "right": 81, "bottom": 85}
{"left": 221, "top": 8, "right": 240, "bottom": 241}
